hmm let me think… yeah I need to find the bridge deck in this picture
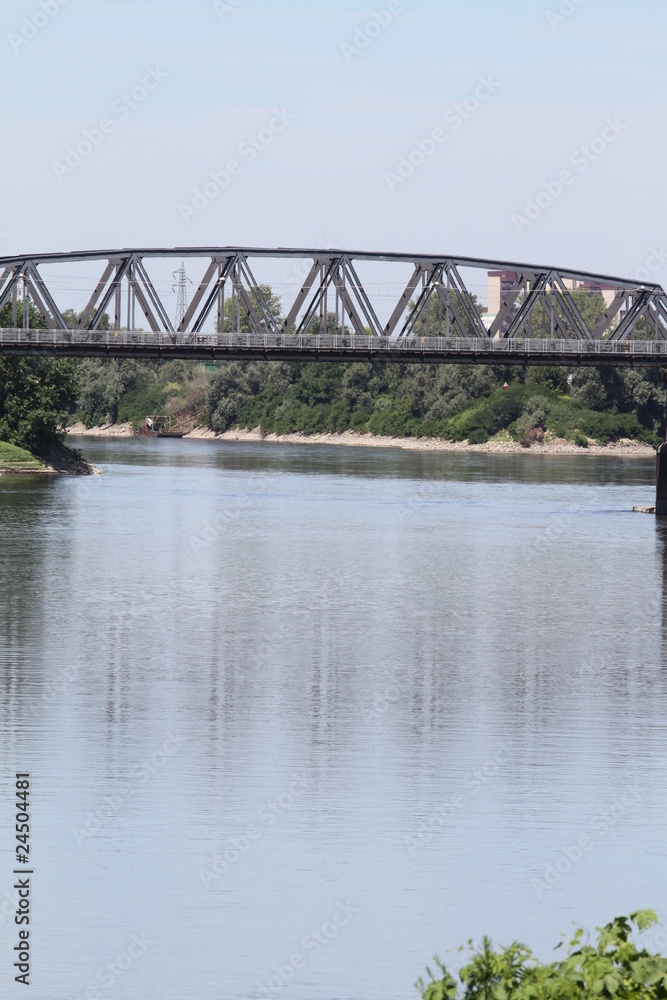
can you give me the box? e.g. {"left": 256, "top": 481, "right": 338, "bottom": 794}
{"left": 1, "top": 329, "right": 666, "bottom": 367}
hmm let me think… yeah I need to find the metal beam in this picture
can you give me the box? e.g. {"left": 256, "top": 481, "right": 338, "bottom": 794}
{"left": 383, "top": 265, "right": 427, "bottom": 338}
{"left": 0, "top": 248, "right": 661, "bottom": 353}
{"left": 281, "top": 259, "right": 324, "bottom": 334}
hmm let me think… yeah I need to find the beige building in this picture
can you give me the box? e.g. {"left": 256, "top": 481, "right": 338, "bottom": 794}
{"left": 486, "top": 270, "right": 618, "bottom": 334}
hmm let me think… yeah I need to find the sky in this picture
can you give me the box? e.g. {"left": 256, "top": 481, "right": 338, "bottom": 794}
{"left": 2, "top": 0, "right": 667, "bottom": 306}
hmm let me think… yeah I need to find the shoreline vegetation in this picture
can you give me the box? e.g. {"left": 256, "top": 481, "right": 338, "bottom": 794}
{"left": 0, "top": 440, "right": 100, "bottom": 476}
{"left": 2, "top": 287, "right": 666, "bottom": 470}
{"left": 417, "top": 910, "right": 666, "bottom": 1000}
{"left": 67, "top": 422, "right": 656, "bottom": 457}
{"left": 66, "top": 284, "right": 666, "bottom": 456}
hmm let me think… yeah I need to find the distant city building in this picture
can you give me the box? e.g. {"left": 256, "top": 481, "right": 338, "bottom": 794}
{"left": 486, "top": 271, "right": 619, "bottom": 335}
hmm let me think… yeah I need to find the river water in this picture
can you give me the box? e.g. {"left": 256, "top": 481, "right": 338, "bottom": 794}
{"left": 0, "top": 438, "right": 666, "bottom": 999}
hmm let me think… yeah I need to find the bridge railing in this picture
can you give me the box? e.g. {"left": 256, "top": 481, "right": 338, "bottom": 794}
{"left": 1, "top": 328, "right": 666, "bottom": 357}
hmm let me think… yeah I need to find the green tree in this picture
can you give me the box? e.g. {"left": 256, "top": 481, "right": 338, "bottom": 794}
{"left": 515, "top": 286, "right": 607, "bottom": 340}
{"left": 218, "top": 284, "right": 282, "bottom": 334}
{"left": 0, "top": 357, "right": 79, "bottom": 454}
{"left": 0, "top": 299, "right": 79, "bottom": 454}
{"left": 61, "top": 308, "right": 110, "bottom": 331}
{"left": 409, "top": 290, "right": 485, "bottom": 339}
{"left": 206, "top": 361, "right": 267, "bottom": 432}
{"left": 76, "top": 359, "right": 151, "bottom": 426}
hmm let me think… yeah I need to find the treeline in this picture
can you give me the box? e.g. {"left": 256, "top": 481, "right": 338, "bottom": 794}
{"left": 205, "top": 360, "right": 663, "bottom": 446}
{"left": 71, "top": 283, "right": 665, "bottom": 446}
{"left": 1, "top": 288, "right": 665, "bottom": 456}
{"left": 0, "top": 302, "right": 79, "bottom": 456}
{"left": 68, "top": 354, "right": 664, "bottom": 448}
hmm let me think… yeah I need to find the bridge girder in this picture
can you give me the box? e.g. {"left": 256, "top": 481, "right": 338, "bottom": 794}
{"left": 0, "top": 248, "right": 665, "bottom": 360}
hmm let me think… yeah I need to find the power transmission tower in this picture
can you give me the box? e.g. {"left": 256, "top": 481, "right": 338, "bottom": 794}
{"left": 172, "top": 262, "right": 192, "bottom": 330}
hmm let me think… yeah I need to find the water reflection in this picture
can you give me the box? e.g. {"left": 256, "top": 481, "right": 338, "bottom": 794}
{"left": 0, "top": 440, "right": 665, "bottom": 999}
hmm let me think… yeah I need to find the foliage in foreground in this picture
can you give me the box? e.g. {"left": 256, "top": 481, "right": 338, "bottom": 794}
{"left": 417, "top": 911, "right": 667, "bottom": 1000}
{"left": 0, "top": 356, "right": 80, "bottom": 456}
{"left": 0, "top": 302, "right": 80, "bottom": 456}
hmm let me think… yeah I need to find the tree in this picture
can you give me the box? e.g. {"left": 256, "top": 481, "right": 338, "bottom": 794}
{"left": 0, "top": 298, "right": 79, "bottom": 454}
{"left": 75, "top": 359, "right": 150, "bottom": 426}
{"left": 0, "top": 298, "right": 47, "bottom": 331}
{"left": 206, "top": 361, "right": 267, "bottom": 432}
{"left": 0, "top": 357, "right": 79, "bottom": 454}
{"left": 61, "top": 308, "right": 110, "bottom": 331}
{"left": 217, "top": 284, "right": 282, "bottom": 334}
{"left": 508, "top": 286, "right": 607, "bottom": 340}
{"left": 409, "top": 289, "right": 485, "bottom": 339}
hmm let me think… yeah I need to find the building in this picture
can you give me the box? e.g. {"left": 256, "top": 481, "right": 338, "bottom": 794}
{"left": 486, "top": 271, "right": 619, "bottom": 335}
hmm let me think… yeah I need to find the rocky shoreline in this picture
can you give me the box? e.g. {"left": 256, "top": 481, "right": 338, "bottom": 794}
{"left": 0, "top": 443, "right": 101, "bottom": 476}
{"left": 68, "top": 421, "right": 135, "bottom": 438}
{"left": 67, "top": 423, "right": 656, "bottom": 458}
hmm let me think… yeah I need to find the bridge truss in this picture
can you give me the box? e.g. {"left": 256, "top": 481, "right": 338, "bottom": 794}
{"left": 0, "top": 247, "right": 666, "bottom": 366}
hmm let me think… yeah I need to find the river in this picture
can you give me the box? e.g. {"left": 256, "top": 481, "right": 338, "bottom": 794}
{"left": 0, "top": 438, "right": 665, "bottom": 999}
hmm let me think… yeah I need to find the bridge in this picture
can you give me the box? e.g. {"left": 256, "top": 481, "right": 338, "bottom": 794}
{"left": 1, "top": 247, "right": 667, "bottom": 366}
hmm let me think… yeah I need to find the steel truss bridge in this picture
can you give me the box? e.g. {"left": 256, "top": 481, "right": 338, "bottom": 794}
{"left": 1, "top": 247, "right": 667, "bottom": 366}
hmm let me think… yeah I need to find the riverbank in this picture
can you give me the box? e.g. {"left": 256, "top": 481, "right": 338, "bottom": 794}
{"left": 68, "top": 421, "right": 135, "bottom": 438}
{"left": 187, "top": 427, "right": 655, "bottom": 456}
{"left": 67, "top": 423, "right": 656, "bottom": 457}
{"left": 0, "top": 440, "right": 101, "bottom": 475}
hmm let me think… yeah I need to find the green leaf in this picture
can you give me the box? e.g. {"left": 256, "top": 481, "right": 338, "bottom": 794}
{"left": 632, "top": 909, "right": 659, "bottom": 932}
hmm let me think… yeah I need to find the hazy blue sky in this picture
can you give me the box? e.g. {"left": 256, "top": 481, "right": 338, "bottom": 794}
{"left": 2, "top": 0, "right": 666, "bottom": 288}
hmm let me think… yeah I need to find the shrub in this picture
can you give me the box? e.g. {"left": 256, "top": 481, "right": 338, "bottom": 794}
{"left": 0, "top": 357, "right": 79, "bottom": 455}
{"left": 526, "top": 366, "right": 569, "bottom": 392}
{"left": 417, "top": 911, "right": 666, "bottom": 1000}
{"left": 117, "top": 384, "right": 168, "bottom": 426}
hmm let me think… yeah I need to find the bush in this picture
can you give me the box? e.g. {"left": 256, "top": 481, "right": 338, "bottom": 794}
{"left": 117, "top": 384, "right": 169, "bottom": 426}
{"left": 0, "top": 357, "right": 79, "bottom": 455}
{"left": 526, "top": 366, "right": 569, "bottom": 393}
{"left": 417, "top": 911, "right": 666, "bottom": 1000}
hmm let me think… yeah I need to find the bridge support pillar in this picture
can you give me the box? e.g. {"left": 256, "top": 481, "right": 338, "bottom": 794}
{"left": 657, "top": 443, "right": 667, "bottom": 515}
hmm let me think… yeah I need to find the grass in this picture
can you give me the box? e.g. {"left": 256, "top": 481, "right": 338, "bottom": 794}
{"left": 0, "top": 441, "right": 44, "bottom": 470}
